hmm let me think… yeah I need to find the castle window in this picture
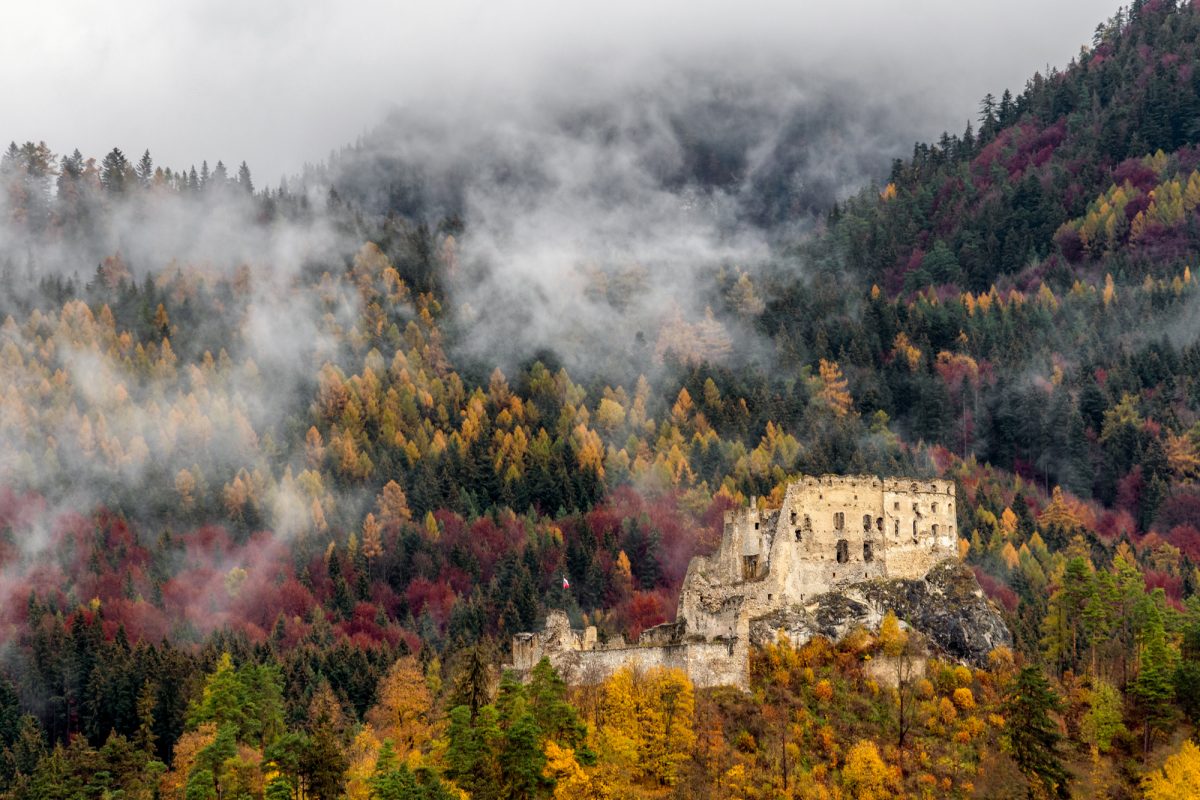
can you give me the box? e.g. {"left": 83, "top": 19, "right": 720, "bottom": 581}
{"left": 863, "top": 541, "right": 874, "bottom": 562}
{"left": 754, "top": 522, "right": 759, "bottom": 530}
{"left": 894, "top": 520, "right": 899, "bottom": 537}
{"left": 876, "top": 517, "right": 883, "bottom": 531}
{"left": 932, "top": 503, "right": 938, "bottom": 513}
{"left": 893, "top": 501, "right": 899, "bottom": 511}
{"left": 795, "top": 529, "right": 802, "bottom": 542}
{"left": 910, "top": 483, "right": 917, "bottom": 493}
{"left": 862, "top": 514, "right": 871, "bottom": 532}
{"left": 803, "top": 515, "right": 812, "bottom": 531}
{"left": 834, "top": 512, "right": 844, "bottom": 530}
{"left": 742, "top": 555, "right": 758, "bottom": 580}
{"left": 932, "top": 524, "right": 939, "bottom": 537}
{"left": 913, "top": 502, "right": 919, "bottom": 513}
{"left": 836, "top": 539, "right": 849, "bottom": 564}
{"left": 790, "top": 509, "right": 797, "bottom": 525}
{"left": 912, "top": 520, "right": 918, "bottom": 542}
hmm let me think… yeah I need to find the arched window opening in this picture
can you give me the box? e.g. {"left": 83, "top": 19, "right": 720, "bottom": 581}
{"left": 836, "top": 539, "right": 849, "bottom": 564}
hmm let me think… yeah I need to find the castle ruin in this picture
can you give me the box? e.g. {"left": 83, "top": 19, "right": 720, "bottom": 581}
{"left": 511, "top": 475, "right": 965, "bottom": 688}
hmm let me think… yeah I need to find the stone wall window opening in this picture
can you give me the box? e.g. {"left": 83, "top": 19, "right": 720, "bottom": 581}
{"left": 894, "top": 519, "right": 899, "bottom": 537}
{"left": 893, "top": 501, "right": 900, "bottom": 511}
{"left": 742, "top": 555, "right": 758, "bottom": 580}
{"left": 834, "top": 512, "right": 845, "bottom": 530}
{"left": 863, "top": 541, "right": 874, "bottom": 562}
{"left": 790, "top": 509, "right": 797, "bottom": 525}
{"left": 910, "top": 483, "right": 917, "bottom": 492}
{"left": 931, "top": 503, "right": 938, "bottom": 513}
{"left": 912, "top": 519, "right": 918, "bottom": 542}
{"left": 876, "top": 517, "right": 883, "bottom": 531}
{"left": 932, "top": 524, "right": 939, "bottom": 537}
{"left": 862, "top": 514, "right": 871, "bottom": 531}
{"left": 754, "top": 522, "right": 759, "bottom": 530}
{"left": 803, "top": 514, "right": 812, "bottom": 531}
{"left": 836, "top": 539, "right": 849, "bottom": 564}
{"left": 795, "top": 529, "right": 802, "bottom": 542}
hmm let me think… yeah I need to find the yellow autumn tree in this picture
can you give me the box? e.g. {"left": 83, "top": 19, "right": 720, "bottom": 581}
{"left": 376, "top": 480, "right": 412, "bottom": 531}
{"left": 367, "top": 656, "right": 434, "bottom": 757}
{"left": 1166, "top": 431, "right": 1200, "bottom": 481}
{"left": 999, "top": 507, "right": 1018, "bottom": 538}
{"left": 1039, "top": 486, "right": 1083, "bottom": 531}
{"left": 892, "top": 332, "right": 921, "bottom": 370}
{"left": 1144, "top": 739, "right": 1200, "bottom": 800}
{"left": 878, "top": 610, "right": 907, "bottom": 657}
{"left": 842, "top": 739, "right": 895, "bottom": 800}
{"left": 344, "top": 725, "right": 383, "bottom": 800}
{"left": 305, "top": 425, "right": 325, "bottom": 467}
{"left": 544, "top": 740, "right": 607, "bottom": 799}
{"left": 175, "top": 468, "right": 196, "bottom": 510}
{"left": 818, "top": 359, "right": 854, "bottom": 418}
{"left": 596, "top": 665, "right": 695, "bottom": 787}
{"left": 361, "top": 512, "right": 384, "bottom": 564}
{"left": 160, "top": 722, "right": 218, "bottom": 800}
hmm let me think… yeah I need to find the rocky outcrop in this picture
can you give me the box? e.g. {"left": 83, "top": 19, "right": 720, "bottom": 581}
{"left": 747, "top": 560, "right": 1010, "bottom": 667}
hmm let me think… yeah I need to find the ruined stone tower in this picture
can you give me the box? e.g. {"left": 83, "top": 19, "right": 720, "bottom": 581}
{"left": 677, "top": 474, "right": 958, "bottom": 643}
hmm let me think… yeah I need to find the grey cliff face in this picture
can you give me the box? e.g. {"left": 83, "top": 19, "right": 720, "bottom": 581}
{"left": 748, "top": 560, "right": 1012, "bottom": 667}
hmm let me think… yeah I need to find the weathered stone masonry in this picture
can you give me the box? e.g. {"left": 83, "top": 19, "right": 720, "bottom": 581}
{"left": 510, "top": 475, "right": 976, "bottom": 688}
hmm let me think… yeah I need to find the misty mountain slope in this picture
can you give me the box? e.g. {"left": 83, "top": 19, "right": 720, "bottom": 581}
{"left": 318, "top": 71, "right": 926, "bottom": 229}
{"left": 5, "top": 3, "right": 1200, "bottom": 798}
{"left": 825, "top": 0, "right": 1200, "bottom": 295}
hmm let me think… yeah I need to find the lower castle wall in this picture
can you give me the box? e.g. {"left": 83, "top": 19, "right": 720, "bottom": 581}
{"left": 520, "top": 639, "right": 747, "bottom": 689}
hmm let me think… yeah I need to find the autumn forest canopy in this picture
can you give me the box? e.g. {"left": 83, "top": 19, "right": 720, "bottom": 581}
{"left": 6, "top": 1, "right": 1200, "bottom": 798}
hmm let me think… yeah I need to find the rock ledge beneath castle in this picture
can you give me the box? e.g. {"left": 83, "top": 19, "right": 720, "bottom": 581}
{"left": 747, "top": 560, "right": 1011, "bottom": 667}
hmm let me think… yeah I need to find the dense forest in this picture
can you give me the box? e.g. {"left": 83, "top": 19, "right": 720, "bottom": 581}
{"left": 5, "top": 1, "right": 1200, "bottom": 798}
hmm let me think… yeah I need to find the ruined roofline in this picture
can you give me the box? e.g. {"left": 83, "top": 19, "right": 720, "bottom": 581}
{"left": 723, "top": 473, "right": 955, "bottom": 523}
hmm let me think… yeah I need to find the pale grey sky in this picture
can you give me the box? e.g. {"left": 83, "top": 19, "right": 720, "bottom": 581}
{"left": 0, "top": 0, "right": 1120, "bottom": 184}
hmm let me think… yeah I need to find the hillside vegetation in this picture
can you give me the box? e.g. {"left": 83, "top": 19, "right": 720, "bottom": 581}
{"left": 4, "top": 1, "right": 1200, "bottom": 798}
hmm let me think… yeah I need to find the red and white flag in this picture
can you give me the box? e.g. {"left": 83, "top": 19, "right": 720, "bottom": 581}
{"left": 562, "top": 575, "right": 570, "bottom": 589}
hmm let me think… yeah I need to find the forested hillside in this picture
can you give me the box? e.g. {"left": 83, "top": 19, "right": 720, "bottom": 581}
{"left": 3, "top": 1, "right": 1200, "bottom": 798}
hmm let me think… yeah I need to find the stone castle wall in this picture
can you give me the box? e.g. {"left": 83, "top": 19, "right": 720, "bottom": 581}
{"left": 510, "top": 474, "right": 959, "bottom": 688}
{"left": 510, "top": 611, "right": 746, "bottom": 688}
